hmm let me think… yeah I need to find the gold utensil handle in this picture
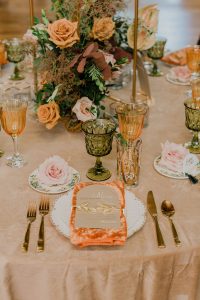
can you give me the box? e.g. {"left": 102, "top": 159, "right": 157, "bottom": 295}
{"left": 170, "top": 219, "right": 181, "bottom": 246}
{"left": 22, "top": 222, "right": 31, "bottom": 252}
{"left": 37, "top": 216, "right": 44, "bottom": 252}
{"left": 153, "top": 216, "right": 166, "bottom": 248}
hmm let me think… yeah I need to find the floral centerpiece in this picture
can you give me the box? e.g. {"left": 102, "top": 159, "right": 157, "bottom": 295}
{"left": 25, "top": 0, "right": 132, "bottom": 130}
{"left": 24, "top": 1, "right": 159, "bottom": 130}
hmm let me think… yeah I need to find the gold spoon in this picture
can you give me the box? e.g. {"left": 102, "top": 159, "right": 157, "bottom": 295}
{"left": 161, "top": 200, "right": 181, "bottom": 247}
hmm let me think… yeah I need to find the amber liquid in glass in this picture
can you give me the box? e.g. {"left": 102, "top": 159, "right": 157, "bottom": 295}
{"left": 187, "top": 47, "right": 200, "bottom": 73}
{"left": 1, "top": 107, "right": 27, "bottom": 136}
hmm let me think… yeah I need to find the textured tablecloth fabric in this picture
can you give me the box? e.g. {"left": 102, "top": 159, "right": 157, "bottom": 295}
{"left": 0, "top": 63, "right": 200, "bottom": 300}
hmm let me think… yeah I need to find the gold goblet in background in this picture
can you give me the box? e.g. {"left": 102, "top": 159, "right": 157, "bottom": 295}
{"left": 0, "top": 98, "right": 27, "bottom": 167}
{"left": 4, "top": 38, "right": 25, "bottom": 81}
{"left": 147, "top": 37, "right": 167, "bottom": 76}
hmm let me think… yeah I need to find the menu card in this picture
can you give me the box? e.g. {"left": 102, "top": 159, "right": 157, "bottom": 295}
{"left": 74, "top": 185, "right": 121, "bottom": 230}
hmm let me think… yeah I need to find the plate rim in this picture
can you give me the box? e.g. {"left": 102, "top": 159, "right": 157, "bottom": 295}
{"left": 28, "top": 167, "right": 80, "bottom": 194}
{"left": 165, "top": 72, "right": 190, "bottom": 86}
{"left": 153, "top": 155, "right": 187, "bottom": 180}
{"left": 50, "top": 189, "right": 146, "bottom": 239}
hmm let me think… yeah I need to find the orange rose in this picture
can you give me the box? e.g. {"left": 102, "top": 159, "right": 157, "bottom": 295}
{"left": 37, "top": 101, "right": 60, "bottom": 129}
{"left": 48, "top": 19, "right": 79, "bottom": 49}
{"left": 91, "top": 18, "right": 115, "bottom": 41}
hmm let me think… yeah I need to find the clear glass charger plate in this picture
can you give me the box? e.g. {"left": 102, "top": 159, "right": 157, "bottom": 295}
{"left": 28, "top": 167, "right": 80, "bottom": 194}
{"left": 165, "top": 72, "right": 190, "bottom": 86}
{"left": 51, "top": 189, "right": 146, "bottom": 238}
{"left": 153, "top": 155, "right": 200, "bottom": 179}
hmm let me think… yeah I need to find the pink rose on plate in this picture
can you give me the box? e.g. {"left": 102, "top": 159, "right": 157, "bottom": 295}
{"left": 170, "top": 66, "right": 191, "bottom": 83}
{"left": 159, "top": 141, "right": 189, "bottom": 173}
{"left": 38, "top": 156, "right": 72, "bottom": 186}
{"left": 72, "top": 97, "right": 97, "bottom": 122}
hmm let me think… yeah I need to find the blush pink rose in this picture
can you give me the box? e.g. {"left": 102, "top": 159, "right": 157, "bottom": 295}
{"left": 38, "top": 155, "right": 72, "bottom": 186}
{"left": 170, "top": 66, "right": 191, "bottom": 83}
{"left": 72, "top": 97, "right": 97, "bottom": 122}
{"left": 159, "top": 141, "right": 189, "bottom": 173}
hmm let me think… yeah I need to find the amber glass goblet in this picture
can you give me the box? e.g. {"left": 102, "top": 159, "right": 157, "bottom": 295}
{"left": 4, "top": 38, "right": 25, "bottom": 81}
{"left": 116, "top": 102, "right": 146, "bottom": 142}
{"left": 82, "top": 119, "right": 116, "bottom": 181}
{"left": 184, "top": 99, "right": 200, "bottom": 154}
{"left": 0, "top": 98, "right": 27, "bottom": 167}
{"left": 186, "top": 45, "right": 200, "bottom": 79}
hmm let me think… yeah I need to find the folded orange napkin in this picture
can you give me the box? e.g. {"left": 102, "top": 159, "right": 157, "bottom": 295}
{"left": 70, "top": 181, "right": 127, "bottom": 247}
{"left": 161, "top": 48, "right": 187, "bottom": 66}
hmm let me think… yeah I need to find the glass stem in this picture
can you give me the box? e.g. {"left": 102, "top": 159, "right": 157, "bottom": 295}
{"left": 191, "top": 131, "right": 200, "bottom": 148}
{"left": 95, "top": 157, "right": 103, "bottom": 174}
{"left": 14, "top": 63, "right": 20, "bottom": 78}
{"left": 12, "top": 135, "right": 20, "bottom": 158}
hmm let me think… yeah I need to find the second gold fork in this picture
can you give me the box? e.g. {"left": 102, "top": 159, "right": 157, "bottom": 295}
{"left": 37, "top": 196, "right": 49, "bottom": 252}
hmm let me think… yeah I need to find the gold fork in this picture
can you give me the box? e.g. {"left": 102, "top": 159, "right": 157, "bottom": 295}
{"left": 22, "top": 202, "right": 37, "bottom": 252}
{"left": 37, "top": 196, "right": 49, "bottom": 252}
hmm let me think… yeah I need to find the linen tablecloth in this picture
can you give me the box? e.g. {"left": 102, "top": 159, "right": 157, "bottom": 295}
{"left": 0, "top": 64, "right": 200, "bottom": 300}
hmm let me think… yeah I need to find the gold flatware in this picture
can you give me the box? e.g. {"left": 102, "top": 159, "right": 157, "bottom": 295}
{"left": 22, "top": 202, "right": 37, "bottom": 252}
{"left": 161, "top": 200, "right": 181, "bottom": 247}
{"left": 37, "top": 196, "right": 49, "bottom": 252}
{"left": 147, "top": 191, "right": 166, "bottom": 248}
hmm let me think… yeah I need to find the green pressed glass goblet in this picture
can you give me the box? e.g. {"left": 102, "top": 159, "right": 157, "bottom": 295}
{"left": 184, "top": 99, "right": 200, "bottom": 154}
{"left": 4, "top": 38, "right": 25, "bottom": 81}
{"left": 147, "top": 37, "right": 167, "bottom": 76}
{"left": 82, "top": 119, "right": 116, "bottom": 181}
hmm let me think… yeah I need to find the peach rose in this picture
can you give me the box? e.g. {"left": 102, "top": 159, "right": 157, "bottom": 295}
{"left": 37, "top": 101, "right": 60, "bottom": 129}
{"left": 48, "top": 19, "right": 79, "bottom": 49}
{"left": 91, "top": 18, "right": 115, "bottom": 41}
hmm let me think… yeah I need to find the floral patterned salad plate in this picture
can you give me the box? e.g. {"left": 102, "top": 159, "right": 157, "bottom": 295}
{"left": 154, "top": 155, "right": 200, "bottom": 180}
{"left": 28, "top": 167, "right": 80, "bottom": 194}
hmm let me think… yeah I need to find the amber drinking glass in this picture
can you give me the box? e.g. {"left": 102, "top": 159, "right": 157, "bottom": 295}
{"left": 82, "top": 119, "right": 116, "bottom": 181}
{"left": 117, "top": 138, "right": 142, "bottom": 187}
{"left": 116, "top": 102, "right": 146, "bottom": 142}
{"left": 0, "top": 98, "right": 27, "bottom": 167}
{"left": 186, "top": 45, "right": 200, "bottom": 79}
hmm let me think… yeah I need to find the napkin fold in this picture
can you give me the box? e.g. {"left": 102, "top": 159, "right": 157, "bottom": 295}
{"left": 169, "top": 66, "right": 191, "bottom": 83}
{"left": 158, "top": 141, "right": 199, "bottom": 175}
{"left": 70, "top": 181, "right": 127, "bottom": 248}
{"left": 161, "top": 48, "right": 187, "bottom": 66}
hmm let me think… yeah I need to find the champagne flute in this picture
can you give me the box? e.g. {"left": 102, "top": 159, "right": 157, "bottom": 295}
{"left": 0, "top": 98, "right": 27, "bottom": 167}
{"left": 186, "top": 45, "right": 200, "bottom": 79}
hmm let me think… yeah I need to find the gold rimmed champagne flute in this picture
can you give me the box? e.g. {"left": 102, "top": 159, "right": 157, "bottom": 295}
{"left": 0, "top": 97, "right": 27, "bottom": 167}
{"left": 186, "top": 45, "right": 200, "bottom": 79}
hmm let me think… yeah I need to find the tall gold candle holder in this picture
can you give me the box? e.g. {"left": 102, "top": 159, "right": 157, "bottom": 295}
{"left": 132, "top": 0, "right": 139, "bottom": 103}
{"left": 29, "top": 0, "right": 38, "bottom": 94}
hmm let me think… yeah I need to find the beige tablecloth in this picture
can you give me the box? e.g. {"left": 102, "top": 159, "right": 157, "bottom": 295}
{"left": 0, "top": 64, "right": 200, "bottom": 300}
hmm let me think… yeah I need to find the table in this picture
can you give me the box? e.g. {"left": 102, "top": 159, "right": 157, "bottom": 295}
{"left": 0, "top": 64, "right": 200, "bottom": 300}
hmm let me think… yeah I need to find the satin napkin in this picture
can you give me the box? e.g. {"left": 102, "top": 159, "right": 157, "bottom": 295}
{"left": 161, "top": 48, "right": 187, "bottom": 66}
{"left": 158, "top": 141, "right": 199, "bottom": 175}
{"left": 70, "top": 181, "right": 127, "bottom": 248}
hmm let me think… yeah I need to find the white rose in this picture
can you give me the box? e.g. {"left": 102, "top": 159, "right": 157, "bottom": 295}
{"left": 72, "top": 97, "right": 97, "bottom": 122}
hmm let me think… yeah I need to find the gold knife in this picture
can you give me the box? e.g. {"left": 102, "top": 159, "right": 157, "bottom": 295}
{"left": 147, "top": 191, "right": 166, "bottom": 248}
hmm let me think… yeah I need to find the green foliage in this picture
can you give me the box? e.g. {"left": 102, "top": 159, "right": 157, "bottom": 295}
{"left": 114, "top": 16, "right": 130, "bottom": 50}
